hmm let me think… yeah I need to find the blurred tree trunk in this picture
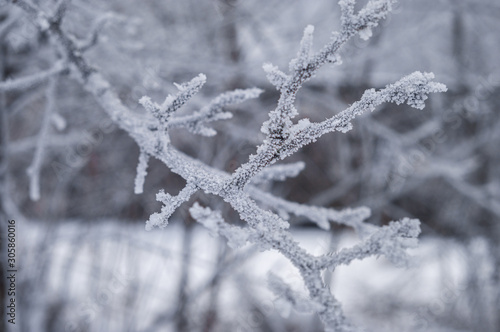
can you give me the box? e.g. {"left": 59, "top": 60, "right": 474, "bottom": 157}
{"left": 0, "top": 36, "right": 10, "bottom": 332}
{"left": 493, "top": 243, "right": 500, "bottom": 332}
{"left": 175, "top": 219, "right": 194, "bottom": 332}
{"left": 452, "top": 7, "right": 467, "bottom": 93}
{"left": 219, "top": 0, "right": 243, "bottom": 89}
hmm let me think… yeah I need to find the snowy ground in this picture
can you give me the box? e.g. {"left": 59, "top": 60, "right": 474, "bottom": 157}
{"left": 19, "top": 218, "right": 486, "bottom": 331}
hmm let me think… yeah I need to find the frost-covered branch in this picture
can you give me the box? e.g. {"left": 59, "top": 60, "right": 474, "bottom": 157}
{"left": 246, "top": 185, "right": 373, "bottom": 231}
{"left": 145, "top": 183, "right": 198, "bottom": 231}
{"left": 0, "top": 61, "right": 66, "bottom": 92}
{"left": 268, "top": 273, "right": 323, "bottom": 316}
{"left": 140, "top": 74, "right": 206, "bottom": 131}
{"left": 318, "top": 218, "right": 421, "bottom": 269}
{"left": 134, "top": 150, "right": 149, "bottom": 195}
{"left": 167, "top": 87, "right": 263, "bottom": 136}
{"left": 75, "top": 13, "right": 113, "bottom": 52}
{"left": 223, "top": 0, "right": 439, "bottom": 192}
{"left": 277, "top": 72, "right": 447, "bottom": 160}
{"left": 340, "top": 0, "right": 395, "bottom": 39}
{"left": 190, "top": 203, "right": 253, "bottom": 249}
{"left": 0, "top": 10, "right": 19, "bottom": 39}
{"left": 11, "top": 0, "right": 445, "bottom": 330}
{"left": 26, "top": 78, "right": 57, "bottom": 201}
{"left": 250, "top": 161, "right": 305, "bottom": 185}
{"left": 8, "top": 132, "right": 81, "bottom": 154}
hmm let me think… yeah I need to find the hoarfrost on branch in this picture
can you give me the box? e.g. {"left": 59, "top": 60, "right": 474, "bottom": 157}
{"left": 9, "top": 0, "right": 447, "bottom": 330}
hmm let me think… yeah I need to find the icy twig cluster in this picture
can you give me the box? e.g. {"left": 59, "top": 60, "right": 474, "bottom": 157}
{"left": 9, "top": 0, "right": 446, "bottom": 330}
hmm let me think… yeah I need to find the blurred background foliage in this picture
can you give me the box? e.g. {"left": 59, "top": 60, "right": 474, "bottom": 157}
{"left": 3, "top": 0, "right": 499, "bottom": 237}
